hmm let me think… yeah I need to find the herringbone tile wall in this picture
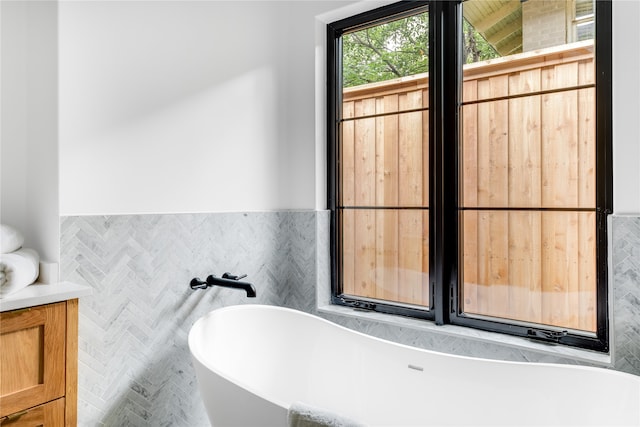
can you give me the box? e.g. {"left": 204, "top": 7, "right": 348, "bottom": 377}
{"left": 61, "top": 212, "right": 640, "bottom": 426}
{"left": 61, "top": 212, "right": 317, "bottom": 426}
{"left": 612, "top": 216, "right": 640, "bottom": 375}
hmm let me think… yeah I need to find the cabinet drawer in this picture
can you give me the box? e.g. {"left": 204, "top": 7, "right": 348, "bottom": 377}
{"left": 0, "top": 303, "right": 66, "bottom": 417}
{"left": 0, "top": 398, "right": 65, "bottom": 426}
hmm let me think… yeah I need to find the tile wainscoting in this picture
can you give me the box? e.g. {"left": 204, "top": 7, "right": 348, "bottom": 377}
{"left": 60, "top": 212, "right": 316, "bottom": 426}
{"left": 611, "top": 215, "right": 640, "bottom": 373}
{"left": 61, "top": 212, "right": 640, "bottom": 426}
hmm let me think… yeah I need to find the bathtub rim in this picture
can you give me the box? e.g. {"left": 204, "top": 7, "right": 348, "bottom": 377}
{"left": 189, "top": 304, "right": 640, "bottom": 412}
{"left": 189, "top": 304, "right": 299, "bottom": 410}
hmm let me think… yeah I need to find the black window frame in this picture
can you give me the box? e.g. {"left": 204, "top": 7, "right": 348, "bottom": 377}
{"left": 328, "top": 0, "right": 612, "bottom": 352}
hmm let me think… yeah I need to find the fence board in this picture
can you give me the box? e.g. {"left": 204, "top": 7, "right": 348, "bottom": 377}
{"left": 463, "top": 81, "right": 479, "bottom": 207}
{"left": 399, "top": 91, "right": 424, "bottom": 206}
{"left": 354, "top": 209, "right": 376, "bottom": 298}
{"left": 542, "top": 62, "right": 579, "bottom": 207}
{"left": 354, "top": 99, "right": 377, "bottom": 205}
{"left": 579, "top": 212, "right": 596, "bottom": 331}
{"left": 478, "top": 211, "right": 509, "bottom": 318}
{"left": 578, "top": 88, "right": 596, "bottom": 208}
{"left": 377, "top": 210, "right": 399, "bottom": 301}
{"left": 542, "top": 212, "right": 580, "bottom": 329}
{"left": 421, "top": 211, "right": 430, "bottom": 307}
{"left": 422, "top": 88, "right": 430, "bottom": 208}
{"left": 477, "top": 77, "right": 509, "bottom": 207}
{"left": 421, "top": 90, "right": 430, "bottom": 306}
{"left": 398, "top": 210, "right": 424, "bottom": 305}
{"left": 342, "top": 209, "right": 355, "bottom": 296}
{"left": 341, "top": 102, "right": 355, "bottom": 206}
{"left": 462, "top": 211, "right": 479, "bottom": 314}
{"left": 508, "top": 69, "right": 541, "bottom": 207}
{"left": 381, "top": 95, "right": 399, "bottom": 206}
{"left": 508, "top": 212, "right": 542, "bottom": 324}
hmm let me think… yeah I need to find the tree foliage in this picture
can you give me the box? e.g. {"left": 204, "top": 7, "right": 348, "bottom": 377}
{"left": 342, "top": 13, "right": 499, "bottom": 88}
{"left": 342, "top": 12, "right": 429, "bottom": 87}
{"left": 462, "top": 19, "right": 499, "bottom": 64}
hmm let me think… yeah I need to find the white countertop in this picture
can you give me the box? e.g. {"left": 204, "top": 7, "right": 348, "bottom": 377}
{"left": 0, "top": 281, "right": 92, "bottom": 312}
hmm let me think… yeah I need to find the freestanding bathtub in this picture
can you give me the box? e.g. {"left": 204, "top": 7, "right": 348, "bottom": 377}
{"left": 189, "top": 304, "right": 640, "bottom": 426}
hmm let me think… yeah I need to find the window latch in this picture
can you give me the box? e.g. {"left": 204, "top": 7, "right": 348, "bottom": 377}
{"left": 527, "top": 328, "right": 568, "bottom": 342}
{"left": 340, "top": 297, "right": 376, "bottom": 311}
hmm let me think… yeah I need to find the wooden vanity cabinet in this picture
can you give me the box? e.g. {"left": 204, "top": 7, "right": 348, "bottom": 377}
{"left": 0, "top": 300, "right": 78, "bottom": 426}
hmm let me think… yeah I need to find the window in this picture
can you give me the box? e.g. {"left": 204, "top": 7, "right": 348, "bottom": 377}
{"left": 574, "top": 0, "right": 595, "bottom": 41}
{"left": 328, "top": 0, "right": 611, "bottom": 351}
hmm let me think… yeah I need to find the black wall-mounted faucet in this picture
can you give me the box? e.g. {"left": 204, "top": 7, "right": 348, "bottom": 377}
{"left": 189, "top": 272, "right": 257, "bottom": 298}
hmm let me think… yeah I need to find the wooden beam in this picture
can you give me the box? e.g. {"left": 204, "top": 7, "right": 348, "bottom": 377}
{"left": 496, "top": 35, "right": 523, "bottom": 56}
{"left": 485, "top": 17, "right": 522, "bottom": 45}
{"left": 474, "top": 0, "right": 521, "bottom": 32}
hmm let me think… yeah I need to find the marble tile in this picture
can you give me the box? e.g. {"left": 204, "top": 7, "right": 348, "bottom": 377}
{"left": 612, "top": 216, "right": 640, "bottom": 375}
{"left": 61, "top": 212, "right": 315, "bottom": 426}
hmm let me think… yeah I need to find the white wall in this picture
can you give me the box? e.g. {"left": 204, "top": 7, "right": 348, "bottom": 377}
{"left": 612, "top": 0, "right": 640, "bottom": 214}
{"left": 1, "top": 1, "right": 59, "bottom": 263}
{"left": 52, "top": 0, "right": 640, "bottom": 216}
{"left": 59, "top": 1, "right": 348, "bottom": 215}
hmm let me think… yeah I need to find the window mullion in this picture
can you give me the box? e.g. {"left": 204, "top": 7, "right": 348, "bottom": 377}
{"left": 430, "top": 0, "right": 461, "bottom": 325}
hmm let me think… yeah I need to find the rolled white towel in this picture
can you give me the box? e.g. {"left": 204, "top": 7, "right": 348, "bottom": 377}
{"left": 288, "top": 401, "right": 365, "bottom": 427}
{"left": 0, "top": 248, "right": 39, "bottom": 298}
{"left": 1, "top": 224, "right": 25, "bottom": 254}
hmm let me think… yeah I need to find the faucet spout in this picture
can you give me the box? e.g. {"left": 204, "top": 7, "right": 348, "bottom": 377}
{"left": 205, "top": 274, "right": 257, "bottom": 298}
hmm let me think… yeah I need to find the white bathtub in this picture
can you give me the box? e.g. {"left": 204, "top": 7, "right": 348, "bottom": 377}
{"left": 188, "top": 304, "right": 640, "bottom": 426}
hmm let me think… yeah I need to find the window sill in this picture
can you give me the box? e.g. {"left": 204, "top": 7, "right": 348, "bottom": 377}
{"left": 317, "top": 304, "right": 612, "bottom": 367}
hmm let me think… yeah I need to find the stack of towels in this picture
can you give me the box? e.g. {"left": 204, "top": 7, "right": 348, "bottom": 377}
{"left": 0, "top": 224, "right": 39, "bottom": 298}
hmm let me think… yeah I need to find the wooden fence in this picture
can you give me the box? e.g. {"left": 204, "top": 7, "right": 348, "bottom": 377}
{"left": 340, "top": 41, "right": 596, "bottom": 331}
